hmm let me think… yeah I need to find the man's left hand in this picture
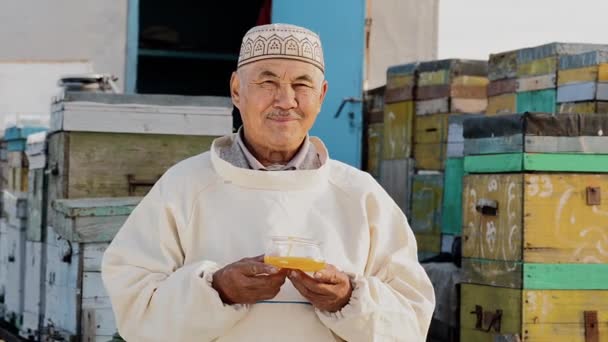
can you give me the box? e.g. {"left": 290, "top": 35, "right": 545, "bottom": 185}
{"left": 287, "top": 264, "right": 353, "bottom": 313}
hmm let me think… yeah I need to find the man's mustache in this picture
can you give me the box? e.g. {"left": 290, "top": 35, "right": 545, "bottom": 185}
{"left": 266, "top": 111, "right": 303, "bottom": 119}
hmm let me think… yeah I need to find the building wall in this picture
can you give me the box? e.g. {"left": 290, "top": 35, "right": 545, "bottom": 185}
{"left": 366, "top": 0, "right": 439, "bottom": 89}
{"left": 0, "top": 0, "right": 128, "bottom": 89}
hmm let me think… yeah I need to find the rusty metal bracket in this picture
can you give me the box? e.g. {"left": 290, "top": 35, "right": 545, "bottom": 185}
{"left": 127, "top": 174, "right": 160, "bottom": 196}
{"left": 471, "top": 305, "right": 502, "bottom": 333}
{"left": 586, "top": 187, "right": 601, "bottom": 206}
{"left": 584, "top": 311, "right": 599, "bottom": 342}
{"left": 476, "top": 198, "right": 498, "bottom": 216}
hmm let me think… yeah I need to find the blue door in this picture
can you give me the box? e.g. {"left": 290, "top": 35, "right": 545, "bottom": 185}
{"left": 272, "top": 1, "right": 365, "bottom": 168}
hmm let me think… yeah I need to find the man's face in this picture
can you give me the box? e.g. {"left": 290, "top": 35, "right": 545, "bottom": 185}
{"left": 230, "top": 59, "right": 328, "bottom": 152}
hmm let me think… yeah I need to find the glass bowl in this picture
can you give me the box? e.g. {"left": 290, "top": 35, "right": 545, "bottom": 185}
{"left": 264, "top": 236, "right": 325, "bottom": 272}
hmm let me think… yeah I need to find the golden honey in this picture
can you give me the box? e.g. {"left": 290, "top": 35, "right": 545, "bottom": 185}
{"left": 264, "top": 256, "right": 326, "bottom": 272}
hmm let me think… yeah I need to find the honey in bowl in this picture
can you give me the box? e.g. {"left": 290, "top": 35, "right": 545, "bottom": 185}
{"left": 264, "top": 256, "right": 326, "bottom": 272}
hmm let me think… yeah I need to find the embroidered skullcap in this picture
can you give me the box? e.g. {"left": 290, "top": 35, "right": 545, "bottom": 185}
{"left": 237, "top": 23, "right": 325, "bottom": 73}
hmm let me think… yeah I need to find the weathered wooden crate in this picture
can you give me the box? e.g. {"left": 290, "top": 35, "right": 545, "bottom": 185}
{"left": 385, "top": 63, "right": 417, "bottom": 103}
{"left": 43, "top": 197, "right": 141, "bottom": 342}
{"left": 383, "top": 101, "right": 414, "bottom": 159}
{"left": 379, "top": 159, "right": 414, "bottom": 219}
{"left": 411, "top": 173, "right": 443, "bottom": 256}
{"left": 557, "top": 82, "right": 608, "bottom": 103}
{"left": 516, "top": 74, "right": 556, "bottom": 92}
{"left": 367, "top": 123, "right": 383, "bottom": 178}
{"left": 446, "top": 114, "right": 483, "bottom": 158}
{"left": 488, "top": 78, "right": 517, "bottom": 97}
{"left": 417, "top": 59, "right": 488, "bottom": 87}
{"left": 516, "top": 89, "right": 556, "bottom": 113}
{"left": 464, "top": 113, "right": 608, "bottom": 156}
{"left": 4, "top": 125, "right": 47, "bottom": 154}
{"left": 462, "top": 173, "right": 608, "bottom": 289}
{"left": 558, "top": 101, "right": 608, "bottom": 114}
{"left": 461, "top": 283, "right": 608, "bottom": 342}
{"left": 489, "top": 50, "right": 517, "bottom": 81}
{"left": 47, "top": 93, "right": 231, "bottom": 224}
{"left": 487, "top": 94, "right": 517, "bottom": 115}
{"left": 441, "top": 158, "right": 464, "bottom": 235}
{"left": 414, "top": 114, "right": 448, "bottom": 170}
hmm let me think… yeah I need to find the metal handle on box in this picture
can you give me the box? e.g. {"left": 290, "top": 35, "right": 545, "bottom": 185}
{"left": 127, "top": 174, "right": 161, "bottom": 196}
{"left": 476, "top": 199, "right": 498, "bottom": 216}
{"left": 470, "top": 304, "right": 503, "bottom": 333}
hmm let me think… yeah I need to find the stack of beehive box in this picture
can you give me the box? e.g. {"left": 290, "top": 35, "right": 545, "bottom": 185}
{"left": 557, "top": 50, "right": 608, "bottom": 114}
{"left": 515, "top": 43, "right": 608, "bottom": 114}
{"left": 412, "top": 59, "right": 488, "bottom": 259}
{"left": 487, "top": 50, "right": 518, "bottom": 115}
{"left": 0, "top": 136, "right": 7, "bottom": 319}
{"left": 460, "top": 112, "right": 608, "bottom": 341}
{"left": 0, "top": 123, "right": 46, "bottom": 330}
{"left": 25, "top": 91, "right": 233, "bottom": 341}
{"left": 379, "top": 63, "right": 417, "bottom": 219}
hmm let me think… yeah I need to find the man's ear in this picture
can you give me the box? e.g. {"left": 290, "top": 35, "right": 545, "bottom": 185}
{"left": 319, "top": 79, "right": 328, "bottom": 106}
{"left": 230, "top": 71, "right": 240, "bottom": 108}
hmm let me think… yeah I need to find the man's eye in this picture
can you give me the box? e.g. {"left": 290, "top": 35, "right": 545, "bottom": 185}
{"left": 294, "top": 83, "right": 311, "bottom": 88}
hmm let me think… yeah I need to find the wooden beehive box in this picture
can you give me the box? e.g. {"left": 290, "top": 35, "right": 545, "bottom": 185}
{"left": 460, "top": 283, "right": 608, "bottom": 341}
{"left": 463, "top": 113, "right": 608, "bottom": 174}
{"left": 410, "top": 173, "right": 443, "bottom": 258}
{"left": 43, "top": 197, "right": 141, "bottom": 342}
{"left": 415, "top": 59, "right": 488, "bottom": 115}
{"left": 487, "top": 50, "right": 518, "bottom": 115}
{"left": 363, "top": 86, "right": 384, "bottom": 178}
{"left": 46, "top": 93, "right": 232, "bottom": 221}
{"left": 379, "top": 158, "right": 414, "bottom": 219}
{"left": 4, "top": 125, "right": 47, "bottom": 195}
{"left": 557, "top": 51, "right": 608, "bottom": 106}
{"left": 441, "top": 158, "right": 464, "bottom": 237}
{"left": 385, "top": 63, "right": 417, "bottom": 104}
{"left": 414, "top": 113, "right": 448, "bottom": 170}
{"left": 383, "top": 100, "right": 414, "bottom": 160}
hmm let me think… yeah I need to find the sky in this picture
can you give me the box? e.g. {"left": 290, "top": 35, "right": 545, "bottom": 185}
{"left": 438, "top": 0, "right": 608, "bottom": 60}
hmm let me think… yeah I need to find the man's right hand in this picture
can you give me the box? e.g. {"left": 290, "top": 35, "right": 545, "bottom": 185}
{"left": 212, "top": 255, "right": 288, "bottom": 305}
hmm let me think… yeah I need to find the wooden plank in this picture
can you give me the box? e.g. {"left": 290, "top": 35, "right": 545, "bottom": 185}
{"left": 417, "top": 59, "right": 488, "bottom": 76}
{"left": 382, "top": 101, "right": 414, "bottom": 159}
{"left": 462, "top": 258, "right": 523, "bottom": 288}
{"left": 464, "top": 154, "right": 524, "bottom": 173}
{"left": 464, "top": 135, "right": 524, "bottom": 156}
{"left": 81, "top": 308, "right": 116, "bottom": 337}
{"left": 414, "top": 143, "right": 446, "bottom": 170}
{"left": 516, "top": 74, "right": 556, "bottom": 92}
{"left": 524, "top": 264, "right": 608, "bottom": 290}
{"left": 386, "top": 64, "right": 416, "bottom": 103}
{"left": 523, "top": 174, "right": 608, "bottom": 263}
{"left": 451, "top": 98, "right": 487, "bottom": 113}
{"left": 53, "top": 197, "right": 140, "bottom": 218}
{"left": 598, "top": 82, "right": 608, "bottom": 100}
{"left": 51, "top": 103, "right": 232, "bottom": 136}
{"left": 525, "top": 136, "right": 608, "bottom": 154}
{"left": 489, "top": 50, "right": 518, "bottom": 81}
{"left": 416, "top": 84, "right": 449, "bottom": 101}
{"left": 522, "top": 290, "right": 608, "bottom": 341}
{"left": 415, "top": 233, "right": 441, "bottom": 253}
{"left": 82, "top": 243, "right": 110, "bottom": 272}
{"left": 366, "top": 123, "right": 383, "bottom": 178}
{"left": 441, "top": 158, "right": 464, "bottom": 235}
{"left": 21, "top": 240, "right": 44, "bottom": 338}
{"left": 559, "top": 50, "right": 608, "bottom": 70}
{"left": 452, "top": 76, "right": 489, "bottom": 87}
{"left": 516, "top": 89, "right": 556, "bottom": 114}
{"left": 600, "top": 64, "right": 608, "bottom": 82}
{"left": 410, "top": 174, "right": 443, "bottom": 235}
{"left": 524, "top": 153, "right": 608, "bottom": 172}
{"left": 460, "top": 284, "right": 522, "bottom": 340}
{"left": 418, "top": 70, "right": 449, "bottom": 86}
{"left": 451, "top": 85, "right": 487, "bottom": 99}
{"left": 557, "top": 66, "right": 598, "bottom": 85}
{"left": 415, "top": 114, "right": 449, "bottom": 144}
{"left": 462, "top": 174, "right": 524, "bottom": 261}
{"left": 52, "top": 212, "right": 130, "bottom": 243}
{"left": 517, "top": 43, "right": 608, "bottom": 64}
{"left": 557, "top": 82, "right": 597, "bottom": 103}
{"left": 379, "top": 159, "right": 414, "bottom": 218}
{"left": 447, "top": 114, "right": 482, "bottom": 157}
{"left": 517, "top": 57, "right": 557, "bottom": 77}
{"left": 48, "top": 132, "right": 216, "bottom": 199}
{"left": 385, "top": 85, "right": 414, "bottom": 103}
{"left": 416, "top": 98, "right": 449, "bottom": 115}
{"left": 488, "top": 78, "right": 517, "bottom": 97}
{"left": 487, "top": 94, "right": 517, "bottom": 115}
{"left": 558, "top": 101, "right": 600, "bottom": 114}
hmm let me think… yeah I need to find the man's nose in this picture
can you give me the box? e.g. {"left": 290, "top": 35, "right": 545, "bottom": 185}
{"left": 274, "top": 83, "right": 297, "bottom": 110}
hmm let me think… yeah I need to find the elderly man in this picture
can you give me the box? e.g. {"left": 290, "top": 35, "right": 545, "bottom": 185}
{"left": 102, "top": 23, "right": 434, "bottom": 341}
